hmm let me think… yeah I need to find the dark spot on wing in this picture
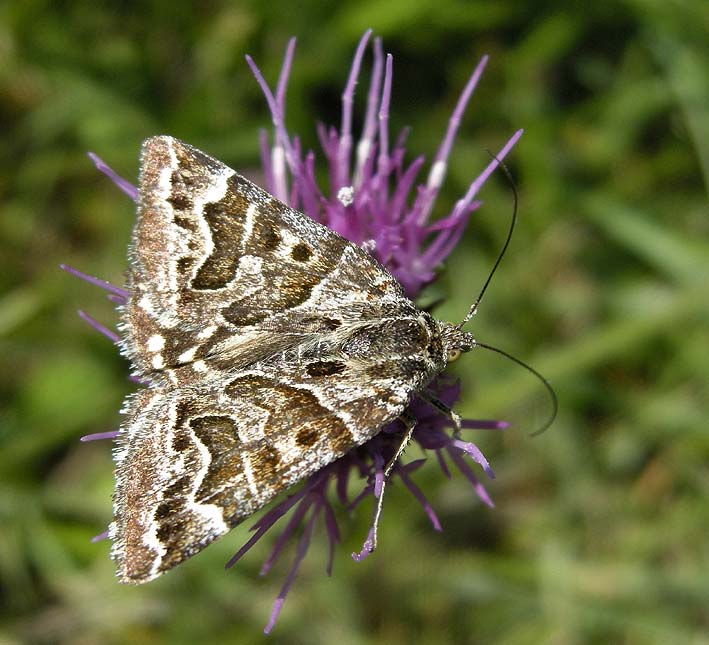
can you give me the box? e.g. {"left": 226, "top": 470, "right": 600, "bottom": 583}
{"left": 296, "top": 426, "right": 320, "bottom": 447}
{"left": 174, "top": 400, "right": 199, "bottom": 431}
{"left": 164, "top": 475, "right": 191, "bottom": 499}
{"left": 252, "top": 445, "right": 281, "bottom": 481}
{"left": 175, "top": 257, "right": 192, "bottom": 279}
{"left": 171, "top": 430, "right": 191, "bottom": 452}
{"left": 259, "top": 225, "right": 281, "bottom": 251}
{"left": 322, "top": 317, "right": 341, "bottom": 330}
{"left": 155, "top": 502, "right": 172, "bottom": 520}
{"left": 173, "top": 213, "right": 198, "bottom": 233}
{"left": 306, "top": 360, "right": 346, "bottom": 377}
{"left": 167, "top": 193, "right": 193, "bottom": 212}
{"left": 291, "top": 242, "right": 312, "bottom": 262}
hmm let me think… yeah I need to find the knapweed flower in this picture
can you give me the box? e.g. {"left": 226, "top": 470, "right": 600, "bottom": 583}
{"left": 64, "top": 30, "right": 520, "bottom": 634}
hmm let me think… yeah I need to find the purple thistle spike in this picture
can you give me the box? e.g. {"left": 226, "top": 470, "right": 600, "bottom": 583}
{"left": 398, "top": 461, "right": 443, "bottom": 532}
{"left": 80, "top": 431, "right": 119, "bottom": 443}
{"left": 76, "top": 310, "right": 120, "bottom": 344}
{"left": 59, "top": 264, "right": 129, "bottom": 300}
{"left": 87, "top": 153, "right": 139, "bottom": 202}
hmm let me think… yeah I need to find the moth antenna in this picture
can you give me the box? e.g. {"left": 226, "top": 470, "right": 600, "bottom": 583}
{"left": 456, "top": 154, "right": 517, "bottom": 329}
{"left": 472, "top": 341, "right": 558, "bottom": 436}
{"left": 457, "top": 156, "right": 555, "bottom": 434}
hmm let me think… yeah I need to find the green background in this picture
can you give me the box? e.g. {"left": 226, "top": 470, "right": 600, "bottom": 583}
{"left": 1, "top": 1, "right": 707, "bottom": 643}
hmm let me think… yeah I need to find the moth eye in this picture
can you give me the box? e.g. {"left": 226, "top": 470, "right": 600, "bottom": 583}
{"left": 447, "top": 349, "right": 462, "bottom": 362}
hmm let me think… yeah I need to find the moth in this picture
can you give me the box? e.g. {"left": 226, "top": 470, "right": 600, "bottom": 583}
{"left": 110, "top": 135, "right": 476, "bottom": 583}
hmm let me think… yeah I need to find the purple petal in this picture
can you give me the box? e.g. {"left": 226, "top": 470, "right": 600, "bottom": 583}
{"left": 275, "top": 37, "right": 297, "bottom": 112}
{"left": 436, "top": 450, "right": 452, "bottom": 479}
{"left": 420, "top": 212, "right": 470, "bottom": 268}
{"left": 263, "top": 506, "right": 319, "bottom": 634}
{"left": 335, "top": 462, "right": 351, "bottom": 506}
{"left": 322, "top": 501, "right": 340, "bottom": 576}
{"left": 355, "top": 37, "right": 384, "bottom": 186}
{"left": 375, "top": 54, "right": 394, "bottom": 186}
{"left": 106, "top": 293, "right": 128, "bottom": 305}
{"left": 77, "top": 310, "right": 120, "bottom": 344}
{"left": 80, "top": 431, "right": 119, "bottom": 442}
{"left": 399, "top": 458, "right": 427, "bottom": 473}
{"left": 351, "top": 526, "right": 376, "bottom": 562}
{"left": 447, "top": 447, "right": 495, "bottom": 508}
{"left": 399, "top": 470, "right": 442, "bottom": 531}
{"left": 60, "top": 264, "right": 129, "bottom": 299}
{"left": 225, "top": 486, "right": 310, "bottom": 569}
{"left": 388, "top": 155, "right": 425, "bottom": 225}
{"left": 338, "top": 29, "right": 373, "bottom": 187}
{"left": 462, "top": 419, "right": 509, "bottom": 430}
{"left": 260, "top": 496, "right": 313, "bottom": 576}
{"left": 87, "top": 152, "right": 139, "bottom": 202}
{"left": 373, "top": 452, "right": 385, "bottom": 498}
{"left": 455, "top": 128, "right": 524, "bottom": 212}
{"left": 419, "top": 56, "right": 489, "bottom": 221}
{"left": 452, "top": 439, "right": 495, "bottom": 479}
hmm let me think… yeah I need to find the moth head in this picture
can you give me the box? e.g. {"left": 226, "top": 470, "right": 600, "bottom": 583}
{"left": 438, "top": 322, "right": 475, "bottom": 365}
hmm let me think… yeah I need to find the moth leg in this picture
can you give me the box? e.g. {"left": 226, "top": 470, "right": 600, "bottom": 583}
{"left": 420, "top": 392, "right": 463, "bottom": 438}
{"left": 369, "top": 410, "right": 417, "bottom": 553}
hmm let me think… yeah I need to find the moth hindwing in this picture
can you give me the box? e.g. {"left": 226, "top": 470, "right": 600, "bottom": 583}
{"left": 110, "top": 135, "right": 474, "bottom": 583}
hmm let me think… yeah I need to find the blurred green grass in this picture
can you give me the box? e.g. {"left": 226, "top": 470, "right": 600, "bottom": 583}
{"left": 1, "top": 1, "right": 708, "bottom": 643}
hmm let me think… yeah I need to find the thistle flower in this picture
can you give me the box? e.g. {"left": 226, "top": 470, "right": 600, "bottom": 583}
{"left": 64, "top": 30, "right": 520, "bottom": 634}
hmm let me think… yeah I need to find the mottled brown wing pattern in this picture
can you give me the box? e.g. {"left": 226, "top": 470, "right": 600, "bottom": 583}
{"left": 111, "top": 336, "right": 436, "bottom": 582}
{"left": 121, "top": 136, "right": 405, "bottom": 383}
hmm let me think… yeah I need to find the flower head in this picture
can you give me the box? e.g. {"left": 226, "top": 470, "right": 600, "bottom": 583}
{"left": 64, "top": 31, "right": 519, "bottom": 634}
{"left": 249, "top": 33, "right": 521, "bottom": 298}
